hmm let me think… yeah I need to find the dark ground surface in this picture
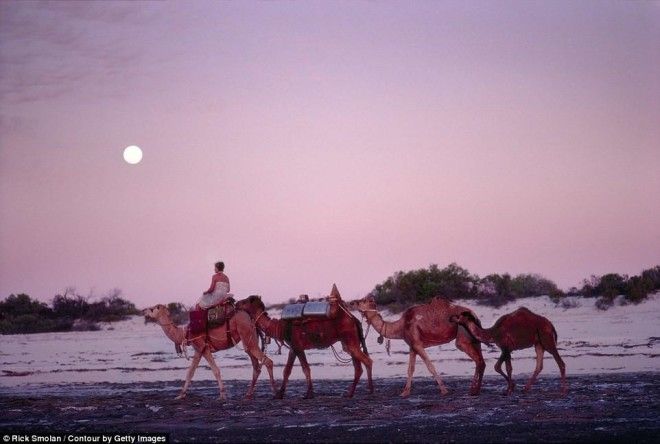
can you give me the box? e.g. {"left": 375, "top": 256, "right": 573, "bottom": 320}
{"left": 1, "top": 372, "right": 659, "bottom": 443}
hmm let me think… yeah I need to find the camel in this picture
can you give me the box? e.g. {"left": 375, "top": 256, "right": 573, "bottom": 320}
{"left": 450, "top": 307, "right": 567, "bottom": 395}
{"left": 349, "top": 295, "right": 485, "bottom": 397}
{"left": 235, "top": 285, "right": 373, "bottom": 399}
{"left": 143, "top": 304, "right": 277, "bottom": 400}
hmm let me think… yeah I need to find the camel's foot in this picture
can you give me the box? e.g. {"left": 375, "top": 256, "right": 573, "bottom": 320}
{"left": 399, "top": 389, "right": 411, "bottom": 398}
{"left": 522, "top": 384, "right": 532, "bottom": 393}
{"left": 343, "top": 390, "right": 355, "bottom": 398}
{"left": 274, "top": 391, "right": 285, "bottom": 400}
{"left": 469, "top": 386, "right": 480, "bottom": 396}
{"left": 368, "top": 385, "right": 374, "bottom": 395}
{"left": 439, "top": 387, "right": 449, "bottom": 396}
{"left": 302, "top": 392, "right": 315, "bottom": 400}
{"left": 175, "top": 393, "right": 187, "bottom": 400}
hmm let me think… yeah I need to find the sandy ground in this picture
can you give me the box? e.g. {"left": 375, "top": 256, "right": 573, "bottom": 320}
{"left": 1, "top": 373, "right": 658, "bottom": 443}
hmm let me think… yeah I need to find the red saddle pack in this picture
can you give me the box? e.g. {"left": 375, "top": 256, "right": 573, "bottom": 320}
{"left": 188, "top": 308, "right": 207, "bottom": 336}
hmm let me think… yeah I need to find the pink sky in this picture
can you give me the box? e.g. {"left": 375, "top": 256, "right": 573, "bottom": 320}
{"left": 1, "top": 1, "right": 658, "bottom": 307}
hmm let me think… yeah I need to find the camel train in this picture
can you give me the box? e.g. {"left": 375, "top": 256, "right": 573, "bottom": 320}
{"left": 144, "top": 285, "right": 566, "bottom": 400}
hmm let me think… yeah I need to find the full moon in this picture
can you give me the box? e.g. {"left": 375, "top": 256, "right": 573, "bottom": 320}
{"left": 123, "top": 145, "right": 143, "bottom": 164}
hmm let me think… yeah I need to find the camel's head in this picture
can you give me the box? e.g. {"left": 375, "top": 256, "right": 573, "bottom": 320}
{"left": 143, "top": 304, "right": 170, "bottom": 321}
{"left": 349, "top": 294, "right": 377, "bottom": 313}
{"left": 449, "top": 310, "right": 478, "bottom": 326}
{"left": 236, "top": 295, "right": 266, "bottom": 319}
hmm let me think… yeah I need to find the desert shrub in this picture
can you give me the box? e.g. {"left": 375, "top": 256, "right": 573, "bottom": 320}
{"left": 372, "top": 263, "right": 480, "bottom": 307}
{"left": 84, "top": 289, "right": 139, "bottom": 322}
{"left": 577, "top": 267, "right": 659, "bottom": 305}
{"left": 0, "top": 293, "right": 52, "bottom": 319}
{"left": 51, "top": 288, "right": 90, "bottom": 321}
{"left": 0, "top": 289, "right": 140, "bottom": 334}
{"left": 0, "top": 294, "right": 67, "bottom": 334}
{"left": 595, "top": 295, "right": 615, "bottom": 311}
{"left": 510, "top": 273, "right": 562, "bottom": 298}
{"left": 372, "top": 264, "right": 569, "bottom": 309}
{"left": 560, "top": 298, "right": 580, "bottom": 309}
{"left": 166, "top": 302, "right": 189, "bottom": 325}
{"left": 71, "top": 319, "right": 101, "bottom": 331}
{"left": 476, "top": 274, "right": 515, "bottom": 307}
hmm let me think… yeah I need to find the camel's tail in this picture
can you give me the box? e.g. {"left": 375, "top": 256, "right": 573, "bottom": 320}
{"left": 552, "top": 324, "right": 558, "bottom": 342}
{"left": 355, "top": 317, "right": 369, "bottom": 356}
{"left": 460, "top": 309, "right": 483, "bottom": 345}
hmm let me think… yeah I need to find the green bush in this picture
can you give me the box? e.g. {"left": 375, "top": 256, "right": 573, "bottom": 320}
{"left": 0, "top": 289, "right": 140, "bottom": 334}
{"left": 577, "top": 267, "right": 659, "bottom": 306}
{"left": 370, "top": 263, "right": 657, "bottom": 311}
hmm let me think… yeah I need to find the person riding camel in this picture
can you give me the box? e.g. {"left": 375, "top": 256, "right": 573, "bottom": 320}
{"left": 197, "top": 261, "right": 231, "bottom": 309}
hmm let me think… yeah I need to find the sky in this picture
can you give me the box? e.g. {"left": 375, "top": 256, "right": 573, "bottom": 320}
{"left": 1, "top": 1, "right": 658, "bottom": 307}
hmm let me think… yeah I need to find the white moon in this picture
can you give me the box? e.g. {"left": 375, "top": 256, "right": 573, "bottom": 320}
{"left": 123, "top": 145, "right": 143, "bottom": 164}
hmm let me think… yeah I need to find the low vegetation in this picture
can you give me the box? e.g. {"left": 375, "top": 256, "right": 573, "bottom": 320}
{"left": 0, "top": 288, "right": 140, "bottom": 335}
{"left": 372, "top": 263, "right": 660, "bottom": 311}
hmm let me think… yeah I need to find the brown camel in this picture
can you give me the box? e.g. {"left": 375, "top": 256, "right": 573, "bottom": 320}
{"left": 450, "top": 307, "right": 567, "bottom": 395}
{"left": 349, "top": 295, "right": 485, "bottom": 397}
{"left": 143, "top": 304, "right": 277, "bottom": 400}
{"left": 235, "top": 285, "right": 373, "bottom": 399}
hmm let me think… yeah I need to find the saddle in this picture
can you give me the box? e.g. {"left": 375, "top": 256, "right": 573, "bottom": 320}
{"left": 187, "top": 297, "right": 236, "bottom": 337}
{"left": 208, "top": 297, "right": 236, "bottom": 328}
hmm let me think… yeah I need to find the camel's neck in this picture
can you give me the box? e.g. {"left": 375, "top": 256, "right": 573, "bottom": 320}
{"left": 463, "top": 321, "right": 496, "bottom": 344}
{"left": 363, "top": 310, "right": 405, "bottom": 340}
{"left": 256, "top": 314, "right": 283, "bottom": 341}
{"left": 157, "top": 316, "right": 185, "bottom": 344}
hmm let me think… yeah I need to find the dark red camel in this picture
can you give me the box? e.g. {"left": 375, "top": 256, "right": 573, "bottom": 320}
{"left": 236, "top": 285, "right": 373, "bottom": 399}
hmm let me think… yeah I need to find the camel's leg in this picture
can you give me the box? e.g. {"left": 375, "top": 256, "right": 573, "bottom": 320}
{"left": 504, "top": 352, "right": 515, "bottom": 395}
{"left": 233, "top": 314, "right": 277, "bottom": 399}
{"left": 261, "top": 355, "right": 277, "bottom": 396}
{"left": 345, "top": 354, "right": 363, "bottom": 399}
{"left": 344, "top": 341, "right": 373, "bottom": 395}
{"left": 524, "top": 343, "right": 544, "bottom": 393}
{"left": 202, "top": 348, "right": 226, "bottom": 400}
{"left": 414, "top": 345, "right": 448, "bottom": 396}
{"left": 243, "top": 355, "right": 260, "bottom": 400}
{"left": 275, "top": 349, "right": 297, "bottom": 399}
{"left": 456, "top": 333, "right": 485, "bottom": 396}
{"left": 357, "top": 348, "right": 374, "bottom": 394}
{"left": 494, "top": 352, "right": 510, "bottom": 390}
{"left": 298, "top": 351, "right": 314, "bottom": 399}
{"left": 543, "top": 338, "right": 567, "bottom": 394}
{"left": 400, "top": 349, "right": 417, "bottom": 398}
{"left": 176, "top": 350, "right": 203, "bottom": 400}
{"left": 243, "top": 352, "right": 276, "bottom": 399}
{"left": 247, "top": 347, "right": 277, "bottom": 398}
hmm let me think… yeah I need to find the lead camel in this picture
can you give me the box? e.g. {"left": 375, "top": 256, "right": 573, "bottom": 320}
{"left": 143, "top": 304, "right": 277, "bottom": 400}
